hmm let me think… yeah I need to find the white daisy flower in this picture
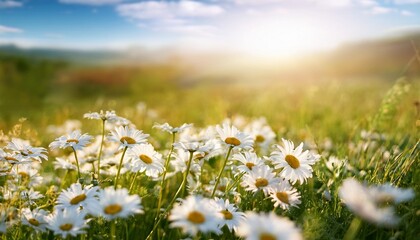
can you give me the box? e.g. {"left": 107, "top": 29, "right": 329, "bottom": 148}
{"left": 46, "top": 120, "right": 82, "bottom": 135}
{"left": 84, "top": 110, "right": 118, "bottom": 121}
{"left": 153, "top": 122, "right": 193, "bottom": 134}
{"left": 54, "top": 157, "right": 77, "bottom": 171}
{"left": 236, "top": 212, "right": 303, "bottom": 240}
{"left": 6, "top": 138, "right": 48, "bottom": 162}
{"left": 49, "top": 130, "right": 93, "bottom": 151}
{"left": 109, "top": 126, "right": 149, "bottom": 149}
{"left": 127, "top": 143, "right": 164, "bottom": 178}
{"left": 20, "top": 189, "right": 44, "bottom": 206}
{"left": 56, "top": 183, "right": 99, "bottom": 214}
{"left": 46, "top": 209, "right": 89, "bottom": 238}
{"left": 244, "top": 117, "right": 276, "bottom": 153}
{"left": 169, "top": 195, "right": 222, "bottom": 236}
{"left": 10, "top": 164, "right": 43, "bottom": 187}
{"left": 0, "top": 149, "right": 31, "bottom": 165}
{"left": 173, "top": 141, "right": 214, "bottom": 154}
{"left": 21, "top": 208, "right": 49, "bottom": 232}
{"left": 268, "top": 181, "right": 301, "bottom": 210}
{"left": 241, "top": 165, "right": 280, "bottom": 196}
{"left": 211, "top": 198, "right": 245, "bottom": 232}
{"left": 94, "top": 187, "right": 143, "bottom": 220}
{"left": 325, "top": 156, "right": 345, "bottom": 172}
{"left": 270, "top": 139, "right": 318, "bottom": 185}
{"left": 216, "top": 123, "right": 254, "bottom": 149}
{"left": 370, "top": 183, "right": 415, "bottom": 204}
{"left": 232, "top": 151, "right": 265, "bottom": 173}
{"left": 338, "top": 178, "right": 400, "bottom": 227}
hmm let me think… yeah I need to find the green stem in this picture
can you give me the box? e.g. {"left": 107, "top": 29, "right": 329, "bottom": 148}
{"left": 129, "top": 171, "right": 140, "bottom": 194}
{"left": 155, "top": 133, "right": 176, "bottom": 221}
{"left": 72, "top": 147, "right": 81, "bottom": 182}
{"left": 343, "top": 217, "right": 362, "bottom": 240}
{"left": 225, "top": 171, "right": 245, "bottom": 196}
{"left": 110, "top": 220, "right": 116, "bottom": 240}
{"left": 211, "top": 146, "right": 233, "bottom": 198}
{"left": 114, "top": 146, "right": 128, "bottom": 189}
{"left": 146, "top": 151, "right": 194, "bottom": 240}
{"left": 97, "top": 119, "right": 106, "bottom": 182}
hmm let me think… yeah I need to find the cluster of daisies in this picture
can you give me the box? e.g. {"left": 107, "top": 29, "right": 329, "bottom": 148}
{"left": 0, "top": 110, "right": 415, "bottom": 239}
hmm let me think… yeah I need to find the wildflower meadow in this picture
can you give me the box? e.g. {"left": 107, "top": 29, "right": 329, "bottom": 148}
{"left": 0, "top": 71, "right": 418, "bottom": 240}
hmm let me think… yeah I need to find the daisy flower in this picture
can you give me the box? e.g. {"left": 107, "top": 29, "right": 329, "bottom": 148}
{"left": 49, "top": 130, "right": 93, "bottom": 151}
{"left": 211, "top": 198, "right": 245, "bottom": 232}
{"left": 0, "top": 149, "right": 31, "bottom": 165}
{"left": 241, "top": 165, "right": 280, "bottom": 196}
{"left": 370, "top": 183, "right": 415, "bottom": 204}
{"left": 244, "top": 117, "right": 276, "bottom": 153}
{"left": 56, "top": 183, "right": 99, "bottom": 214}
{"left": 153, "top": 122, "right": 193, "bottom": 134}
{"left": 173, "top": 141, "right": 214, "bottom": 154}
{"left": 21, "top": 208, "right": 49, "bottom": 232}
{"left": 216, "top": 123, "right": 254, "bottom": 149}
{"left": 232, "top": 151, "right": 265, "bottom": 173}
{"left": 94, "top": 187, "right": 143, "bottom": 220}
{"left": 270, "top": 139, "right": 318, "bottom": 185}
{"left": 20, "top": 189, "right": 44, "bottom": 206}
{"left": 127, "top": 143, "right": 164, "bottom": 178}
{"left": 46, "top": 209, "right": 89, "bottom": 238}
{"left": 268, "top": 181, "right": 301, "bottom": 210}
{"left": 236, "top": 212, "right": 302, "bottom": 240}
{"left": 109, "top": 126, "right": 149, "bottom": 149}
{"left": 6, "top": 138, "right": 48, "bottom": 162}
{"left": 338, "top": 178, "right": 400, "bottom": 226}
{"left": 10, "top": 164, "right": 43, "bottom": 187}
{"left": 169, "top": 195, "right": 222, "bottom": 236}
{"left": 84, "top": 110, "right": 118, "bottom": 121}
{"left": 54, "top": 157, "right": 77, "bottom": 171}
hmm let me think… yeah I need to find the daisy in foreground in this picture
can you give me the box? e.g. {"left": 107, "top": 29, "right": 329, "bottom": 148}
{"left": 109, "top": 126, "right": 149, "bottom": 149}
{"left": 268, "top": 180, "right": 301, "bottom": 210}
{"left": 216, "top": 123, "right": 254, "bottom": 149}
{"left": 46, "top": 209, "right": 89, "bottom": 238}
{"left": 211, "top": 198, "right": 245, "bottom": 232}
{"left": 241, "top": 165, "right": 280, "bottom": 196}
{"left": 93, "top": 187, "right": 143, "bottom": 220}
{"left": 236, "top": 212, "right": 302, "bottom": 240}
{"left": 270, "top": 138, "right": 320, "bottom": 185}
{"left": 169, "top": 195, "right": 222, "bottom": 236}
{"left": 56, "top": 183, "right": 99, "bottom": 214}
{"left": 338, "top": 178, "right": 415, "bottom": 227}
{"left": 127, "top": 143, "right": 164, "bottom": 178}
{"left": 49, "top": 130, "right": 93, "bottom": 150}
{"left": 21, "top": 208, "right": 49, "bottom": 232}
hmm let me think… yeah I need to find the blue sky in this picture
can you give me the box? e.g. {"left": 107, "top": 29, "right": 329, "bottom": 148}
{"left": 1, "top": 0, "right": 420, "bottom": 57}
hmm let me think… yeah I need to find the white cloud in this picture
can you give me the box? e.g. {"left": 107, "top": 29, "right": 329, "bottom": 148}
{"left": 116, "top": 0, "right": 224, "bottom": 20}
{"left": 400, "top": 9, "right": 414, "bottom": 15}
{"left": 0, "top": 25, "right": 22, "bottom": 33}
{"left": 0, "top": 0, "right": 22, "bottom": 8}
{"left": 370, "top": 6, "right": 394, "bottom": 14}
{"left": 358, "top": 0, "right": 377, "bottom": 7}
{"left": 234, "top": 0, "right": 284, "bottom": 5}
{"left": 116, "top": 1, "right": 224, "bottom": 37}
{"left": 393, "top": 0, "right": 420, "bottom": 4}
{"left": 308, "top": 0, "right": 354, "bottom": 7}
{"left": 59, "top": 0, "right": 123, "bottom": 5}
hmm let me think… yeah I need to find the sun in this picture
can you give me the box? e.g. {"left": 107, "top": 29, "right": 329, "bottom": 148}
{"left": 224, "top": 13, "right": 338, "bottom": 59}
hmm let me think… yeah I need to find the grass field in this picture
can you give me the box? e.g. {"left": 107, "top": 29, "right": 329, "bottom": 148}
{"left": 0, "top": 53, "right": 419, "bottom": 239}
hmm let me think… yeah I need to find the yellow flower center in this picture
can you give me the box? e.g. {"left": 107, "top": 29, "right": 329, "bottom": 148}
{"left": 220, "top": 210, "right": 233, "bottom": 220}
{"left": 260, "top": 233, "right": 277, "bottom": 240}
{"left": 285, "top": 155, "right": 300, "bottom": 169}
{"left": 104, "top": 204, "right": 123, "bottom": 215}
{"left": 66, "top": 139, "right": 79, "bottom": 144}
{"left": 70, "top": 194, "right": 87, "bottom": 205}
{"left": 218, "top": 185, "right": 226, "bottom": 192}
{"left": 28, "top": 218, "right": 40, "bottom": 226}
{"left": 139, "top": 154, "right": 153, "bottom": 164}
{"left": 59, "top": 223, "right": 73, "bottom": 231}
{"left": 246, "top": 162, "right": 255, "bottom": 170}
{"left": 255, "top": 178, "right": 269, "bottom": 188}
{"left": 120, "top": 136, "right": 136, "bottom": 144}
{"left": 225, "top": 137, "right": 241, "bottom": 146}
{"left": 187, "top": 211, "right": 206, "bottom": 224}
{"left": 18, "top": 172, "right": 29, "bottom": 179}
{"left": 276, "top": 191, "right": 289, "bottom": 204}
{"left": 255, "top": 135, "right": 265, "bottom": 143}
